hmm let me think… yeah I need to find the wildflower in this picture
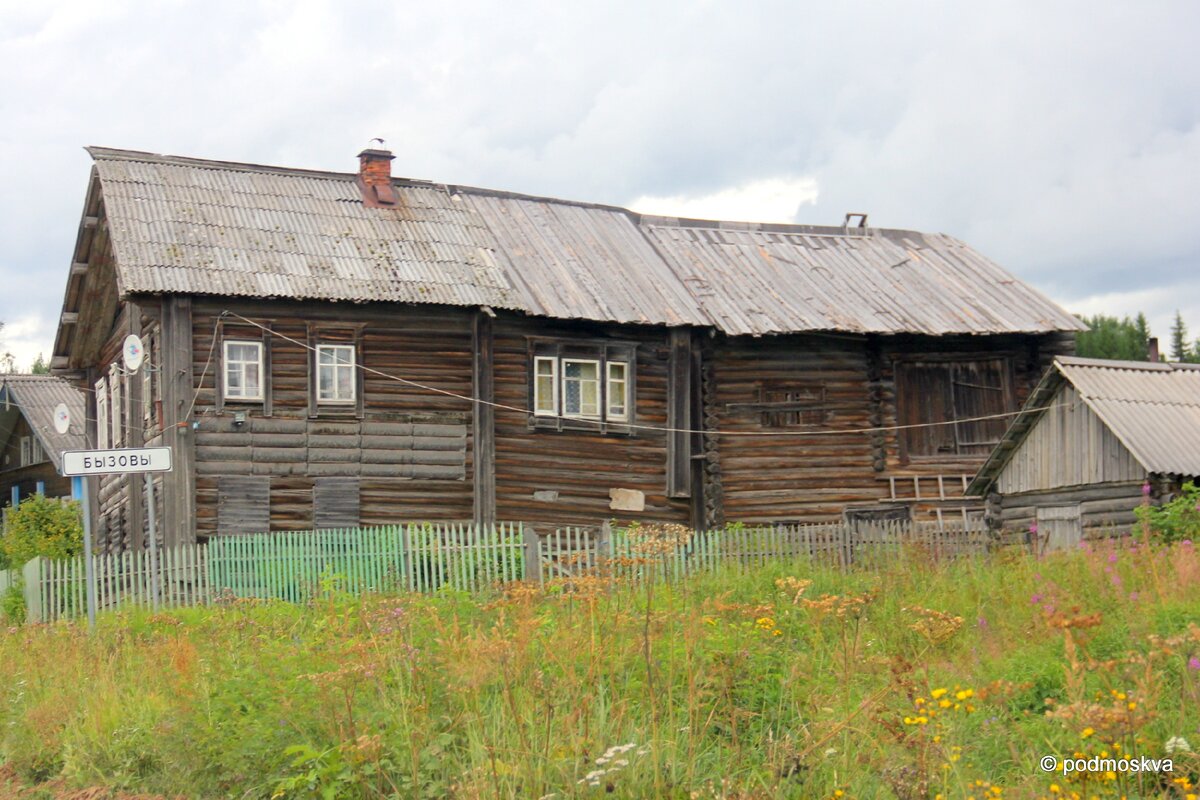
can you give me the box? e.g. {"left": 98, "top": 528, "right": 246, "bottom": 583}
{"left": 1081, "top": 727, "right": 1095, "bottom": 739}
{"left": 955, "top": 688, "right": 974, "bottom": 701}
{"left": 1165, "top": 736, "right": 1192, "bottom": 754}
{"left": 931, "top": 688, "right": 949, "bottom": 699}
{"left": 1188, "top": 656, "right": 1200, "bottom": 671}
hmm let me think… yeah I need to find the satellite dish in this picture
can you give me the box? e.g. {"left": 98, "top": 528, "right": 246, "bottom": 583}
{"left": 123, "top": 334, "right": 145, "bottom": 372}
{"left": 53, "top": 403, "right": 71, "bottom": 434}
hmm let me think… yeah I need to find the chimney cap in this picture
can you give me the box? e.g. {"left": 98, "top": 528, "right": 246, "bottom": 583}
{"left": 358, "top": 148, "right": 395, "bottom": 160}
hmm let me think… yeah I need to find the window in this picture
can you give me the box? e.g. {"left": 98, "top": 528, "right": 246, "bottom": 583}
{"left": 19, "top": 436, "right": 43, "bottom": 467}
{"left": 896, "top": 357, "right": 1014, "bottom": 459}
{"left": 534, "top": 357, "right": 557, "bottom": 415}
{"left": 109, "top": 365, "right": 123, "bottom": 448}
{"left": 528, "top": 341, "right": 635, "bottom": 430}
{"left": 606, "top": 361, "right": 628, "bottom": 421}
{"left": 562, "top": 359, "right": 600, "bottom": 417}
{"left": 223, "top": 340, "right": 264, "bottom": 401}
{"left": 316, "top": 344, "right": 356, "bottom": 403}
{"left": 95, "top": 377, "right": 109, "bottom": 449}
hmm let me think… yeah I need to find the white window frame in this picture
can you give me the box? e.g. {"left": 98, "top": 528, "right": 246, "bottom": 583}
{"left": 606, "top": 361, "right": 629, "bottom": 421}
{"left": 19, "top": 437, "right": 32, "bottom": 467}
{"left": 316, "top": 344, "right": 357, "bottom": 404}
{"left": 223, "top": 340, "right": 265, "bottom": 402}
{"left": 533, "top": 356, "right": 558, "bottom": 417}
{"left": 95, "top": 377, "right": 109, "bottom": 450}
{"left": 561, "top": 358, "right": 602, "bottom": 419}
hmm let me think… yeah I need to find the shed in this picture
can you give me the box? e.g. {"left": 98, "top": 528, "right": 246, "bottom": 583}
{"left": 967, "top": 356, "right": 1200, "bottom": 550}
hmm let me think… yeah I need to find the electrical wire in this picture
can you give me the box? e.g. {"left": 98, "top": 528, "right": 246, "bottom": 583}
{"left": 218, "top": 310, "right": 1070, "bottom": 439}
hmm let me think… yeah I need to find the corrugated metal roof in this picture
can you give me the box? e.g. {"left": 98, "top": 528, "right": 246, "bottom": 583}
{"left": 639, "top": 223, "right": 1083, "bottom": 335}
{"left": 462, "top": 194, "right": 710, "bottom": 326}
{"left": 91, "top": 148, "right": 523, "bottom": 310}
{"left": 0, "top": 376, "right": 87, "bottom": 469}
{"left": 1054, "top": 357, "right": 1200, "bottom": 476}
{"left": 86, "top": 147, "right": 1084, "bottom": 336}
{"left": 969, "top": 357, "right": 1200, "bottom": 493}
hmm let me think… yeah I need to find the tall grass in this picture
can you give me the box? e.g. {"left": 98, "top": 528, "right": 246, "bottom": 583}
{"left": 0, "top": 539, "right": 1197, "bottom": 799}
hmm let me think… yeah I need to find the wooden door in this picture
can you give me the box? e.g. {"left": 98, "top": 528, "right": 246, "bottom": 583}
{"left": 1037, "top": 504, "right": 1082, "bottom": 553}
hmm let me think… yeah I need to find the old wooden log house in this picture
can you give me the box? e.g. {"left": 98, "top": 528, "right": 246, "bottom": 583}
{"left": 0, "top": 375, "right": 87, "bottom": 508}
{"left": 49, "top": 146, "right": 1084, "bottom": 551}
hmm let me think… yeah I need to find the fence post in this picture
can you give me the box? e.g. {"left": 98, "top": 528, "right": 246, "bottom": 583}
{"left": 21, "top": 557, "right": 43, "bottom": 624}
{"left": 596, "top": 521, "right": 613, "bottom": 572}
{"left": 522, "top": 525, "right": 542, "bottom": 584}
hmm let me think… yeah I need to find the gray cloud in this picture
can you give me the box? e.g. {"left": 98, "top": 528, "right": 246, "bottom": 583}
{"left": 1, "top": 0, "right": 1197, "bottom": 365}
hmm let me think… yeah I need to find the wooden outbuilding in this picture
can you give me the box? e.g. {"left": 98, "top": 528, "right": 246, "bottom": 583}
{"left": 0, "top": 375, "right": 87, "bottom": 509}
{"left": 968, "top": 356, "right": 1200, "bottom": 550}
{"left": 48, "top": 146, "right": 1084, "bottom": 551}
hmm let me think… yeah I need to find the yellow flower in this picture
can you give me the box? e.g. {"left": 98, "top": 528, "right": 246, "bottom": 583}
{"left": 1081, "top": 727, "right": 1095, "bottom": 739}
{"left": 1049, "top": 784, "right": 1060, "bottom": 794}
{"left": 955, "top": 688, "right": 974, "bottom": 701}
{"left": 939, "top": 699, "right": 953, "bottom": 708}
{"left": 1127, "top": 701, "right": 1136, "bottom": 710}
{"left": 931, "top": 688, "right": 949, "bottom": 699}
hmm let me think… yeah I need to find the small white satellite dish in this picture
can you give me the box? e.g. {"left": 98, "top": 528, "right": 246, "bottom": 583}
{"left": 123, "top": 334, "right": 145, "bottom": 372}
{"left": 53, "top": 403, "right": 71, "bottom": 434}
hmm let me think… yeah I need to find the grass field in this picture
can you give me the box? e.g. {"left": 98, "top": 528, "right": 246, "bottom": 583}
{"left": 0, "top": 535, "right": 1198, "bottom": 799}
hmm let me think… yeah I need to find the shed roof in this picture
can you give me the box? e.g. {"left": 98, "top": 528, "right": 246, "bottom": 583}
{"left": 0, "top": 375, "right": 87, "bottom": 470}
{"left": 969, "top": 356, "right": 1200, "bottom": 494}
{"left": 76, "top": 146, "right": 1083, "bottom": 337}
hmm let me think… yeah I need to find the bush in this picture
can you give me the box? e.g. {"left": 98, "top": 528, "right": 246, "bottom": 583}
{"left": 0, "top": 494, "right": 84, "bottom": 568}
{"left": 1, "top": 583, "right": 25, "bottom": 623}
{"left": 1136, "top": 480, "right": 1200, "bottom": 544}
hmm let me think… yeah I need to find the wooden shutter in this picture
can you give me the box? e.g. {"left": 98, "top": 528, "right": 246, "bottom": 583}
{"left": 313, "top": 477, "right": 360, "bottom": 529}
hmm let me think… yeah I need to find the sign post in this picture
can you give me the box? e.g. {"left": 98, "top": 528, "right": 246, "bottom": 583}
{"left": 72, "top": 475, "right": 97, "bottom": 632}
{"left": 61, "top": 447, "right": 173, "bottom": 630}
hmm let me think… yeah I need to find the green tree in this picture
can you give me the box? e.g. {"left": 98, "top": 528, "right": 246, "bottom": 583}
{"left": 29, "top": 353, "right": 49, "bottom": 374}
{"left": 0, "top": 494, "right": 83, "bottom": 569}
{"left": 1169, "top": 310, "right": 1191, "bottom": 362}
{"left": 1075, "top": 313, "right": 1151, "bottom": 361}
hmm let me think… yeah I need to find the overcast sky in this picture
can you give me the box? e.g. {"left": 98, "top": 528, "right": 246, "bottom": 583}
{"left": 2, "top": 0, "right": 1198, "bottom": 366}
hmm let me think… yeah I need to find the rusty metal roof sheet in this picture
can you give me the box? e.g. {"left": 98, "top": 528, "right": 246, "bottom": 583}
{"left": 86, "top": 147, "right": 1083, "bottom": 336}
{"left": 0, "top": 375, "right": 88, "bottom": 469}
{"left": 969, "top": 357, "right": 1200, "bottom": 493}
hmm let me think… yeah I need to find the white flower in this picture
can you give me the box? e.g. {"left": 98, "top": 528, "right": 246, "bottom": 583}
{"left": 1165, "top": 735, "right": 1192, "bottom": 754}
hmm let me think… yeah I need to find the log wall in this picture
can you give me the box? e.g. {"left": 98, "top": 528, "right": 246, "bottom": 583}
{"left": 187, "top": 300, "right": 477, "bottom": 538}
{"left": 491, "top": 314, "right": 691, "bottom": 533}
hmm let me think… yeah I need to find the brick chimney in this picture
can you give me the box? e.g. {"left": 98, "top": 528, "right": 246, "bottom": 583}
{"left": 1148, "top": 337, "right": 1160, "bottom": 362}
{"left": 357, "top": 143, "right": 396, "bottom": 207}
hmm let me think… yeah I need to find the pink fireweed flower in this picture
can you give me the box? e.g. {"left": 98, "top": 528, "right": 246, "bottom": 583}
{"left": 1189, "top": 656, "right": 1200, "bottom": 671}
{"left": 1142, "top": 481, "right": 1152, "bottom": 496}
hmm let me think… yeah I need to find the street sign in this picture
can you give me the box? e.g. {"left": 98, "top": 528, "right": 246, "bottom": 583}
{"left": 61, "top": 446, "right": 173, "bottom": 476}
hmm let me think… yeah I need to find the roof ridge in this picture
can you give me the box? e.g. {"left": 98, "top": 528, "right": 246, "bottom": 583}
{"left": 88, "top": 146, "right": 946, "bottom": 239}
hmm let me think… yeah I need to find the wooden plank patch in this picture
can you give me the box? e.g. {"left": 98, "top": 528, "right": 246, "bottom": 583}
{"left": 216, "top": 476, "right": 270, "bottom": 535}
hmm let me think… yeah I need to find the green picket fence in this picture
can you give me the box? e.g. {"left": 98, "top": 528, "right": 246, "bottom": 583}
{"left": 205, "top": 522, "right": 526, "bottom": 601}
{"left": 17, "top": 518, "right": 987, "bottom": 623}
